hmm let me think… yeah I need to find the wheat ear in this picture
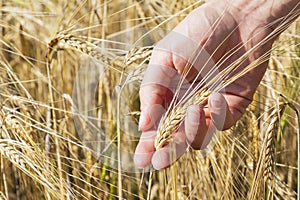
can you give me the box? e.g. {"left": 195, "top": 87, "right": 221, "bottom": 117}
{"left": 124, "top": 46, "right": 153, "bottom": 66}
{"left": 263, "top": 102, "right": 286, "bottom": 181}
{"left": 47, "top": 32, "right": 109, "bottom": 64}
{"left": 155, "top": 87, "right": 211, "bottom": 149}
{"left": 47, "top": 32, "right": 152, "bottom": 74}
{"left": 46, "top": 31, "right": 127, "bottom": 73}
{"left": 248, "top": 101, "right": 287, "bottom": 199}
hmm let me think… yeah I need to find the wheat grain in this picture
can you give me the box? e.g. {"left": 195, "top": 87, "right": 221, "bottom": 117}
{"left": 153, "top": 28, "right": 269, "bottom": 150}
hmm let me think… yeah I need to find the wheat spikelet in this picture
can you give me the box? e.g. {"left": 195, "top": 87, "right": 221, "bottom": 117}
{"left": 123, "top": 47, "right": 153, "bottom": 84}
{"left": 124, "top": 46, "right": 153, "bottom": 66}
{"left": 0, "top": 191, "right": 7, "bottom": 200}
{"left": 263, "top": 102, "right": 286, "bottom": 182}
{"left": 0, "top": 140, "right": 27, "bottom": 168}
{"left": 0, "top": 103, "right": 37, "bottom": 146}
{"left": 272, "top": 173, "right": 297, "bottom": 199}
{"left": 155, "top": 87, "right": 211, "bottom": 149}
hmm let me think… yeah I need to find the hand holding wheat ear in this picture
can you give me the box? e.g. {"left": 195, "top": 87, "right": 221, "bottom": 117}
{"left": 134, "top": 0, "right": 300, "bottom": 170}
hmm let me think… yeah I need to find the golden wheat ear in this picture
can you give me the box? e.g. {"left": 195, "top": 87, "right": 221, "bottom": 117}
{"left": 47, "top": 31, "right": 126, "bottom": 73}
{"left": 249, "top": 97, "right": 300, "bottom": 199}
{"left": 47, "top": 32, "right": 111, "bottom": 64}
{"left": 263, "top": 102, "right": 287, "bottom": 182}
{"left": 155, "top": 87, "right": 211, "bottom": 149}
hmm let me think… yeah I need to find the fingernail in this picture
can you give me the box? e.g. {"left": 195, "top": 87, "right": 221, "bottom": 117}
{"left": 187, "top": 106, "right": 201, "bottom": 124}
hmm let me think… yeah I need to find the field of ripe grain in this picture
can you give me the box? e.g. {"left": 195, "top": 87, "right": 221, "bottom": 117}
{"left": 0, "top": 0, "right": 299, "bottom": 199}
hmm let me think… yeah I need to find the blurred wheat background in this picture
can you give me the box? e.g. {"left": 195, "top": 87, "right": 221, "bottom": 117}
{"left": 0, "top": 0, "right": 299, "bottom": 199}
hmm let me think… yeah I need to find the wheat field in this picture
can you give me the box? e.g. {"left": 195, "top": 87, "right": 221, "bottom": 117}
{"left": 0, "top": 0, "right": 300, "bottom": 199}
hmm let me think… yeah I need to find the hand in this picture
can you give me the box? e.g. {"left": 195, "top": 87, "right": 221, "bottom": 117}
{"left": 134, "top": 0, "right": 299, "bottom": 170}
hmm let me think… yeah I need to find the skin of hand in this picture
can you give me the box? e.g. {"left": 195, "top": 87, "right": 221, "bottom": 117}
{"left": 134, "top": 0, "right": 300, "bottom": 170}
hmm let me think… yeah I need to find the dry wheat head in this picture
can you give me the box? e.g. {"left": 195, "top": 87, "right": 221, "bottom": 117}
{"left": 155, "top": 87, "right": 211, "bottom": 149}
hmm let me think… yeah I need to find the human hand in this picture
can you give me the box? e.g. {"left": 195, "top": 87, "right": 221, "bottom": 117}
{"left": 134, "top": 0, "right": 300, "bottom": 170}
